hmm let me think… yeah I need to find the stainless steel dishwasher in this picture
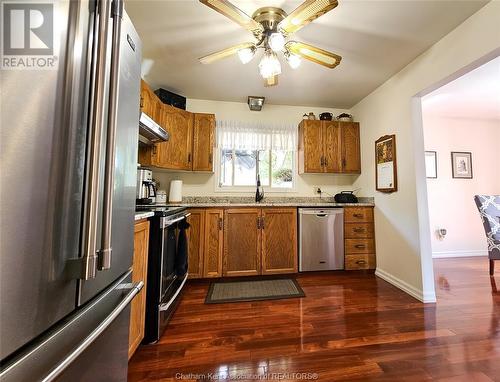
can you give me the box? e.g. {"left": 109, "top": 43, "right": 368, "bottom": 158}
{"left": 299, "top": 208, "right": 344, "bottom": 271}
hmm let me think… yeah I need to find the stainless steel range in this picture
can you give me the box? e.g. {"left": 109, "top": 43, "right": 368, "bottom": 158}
{"left": 136, "top": 206, "right": 190, "bottom": 343}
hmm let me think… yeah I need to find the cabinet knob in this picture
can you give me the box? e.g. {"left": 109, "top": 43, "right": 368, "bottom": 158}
{"left": 355, "top": 244, "right": 366, "bottom": 249}
{"left": 353, "top": 228, "right": 365, "bottom": 233}
{"left": 140, "top": 96, "right": 144, "bottom": 108}
{"left": 353, "top": 213, "right": 364, "bottom": 218}
{"left": 209, "top": 153, "right": 213, "bottom": 164}
{"left": 187, "top": 153, "right": 191, "bottom": 163}
{"left": 356, "top": 260, "right": 367, "bottom": 265}
{"left": 218, "top": 218, "right": 223, "bottom": 230}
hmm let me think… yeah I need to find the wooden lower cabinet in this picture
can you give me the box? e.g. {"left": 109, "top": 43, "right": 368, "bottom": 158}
{"left": 344, "top": 206, "right": 376, "bottom": 270}
{"left": 129, "top": 219, "right": 150, "bottom": 359}
{"left": 187, "top": 208, "right": 223, "bottom": 279}
{"left": 204, "top": 209, "right": 223, "bottom": 277}
{"left": 261, "top": 208, "right": 298, "bottom": 274}
{"left": 187, "top": 210, "right": 205, "bottom": 279}
{"left": 223, "top": 209, "right": 262, "bottom": 277}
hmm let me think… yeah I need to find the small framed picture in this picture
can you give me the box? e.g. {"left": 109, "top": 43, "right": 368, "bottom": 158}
{"left": 425, "top": 151, "right": 437, "bottom": 179}
{"left": 451, "top": 152, "right": 473, "bottom": 179}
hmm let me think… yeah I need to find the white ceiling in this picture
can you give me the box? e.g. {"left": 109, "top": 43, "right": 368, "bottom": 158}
{"left": 126, "top": 0, "right": 488, "bottom": 109}
{"left": 422, "top": 56, "right": 500, "bottom": 120}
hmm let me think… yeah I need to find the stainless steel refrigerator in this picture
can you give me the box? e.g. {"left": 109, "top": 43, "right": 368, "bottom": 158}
{"left": 0, "top": 0, "right": 142, "bottom": 380}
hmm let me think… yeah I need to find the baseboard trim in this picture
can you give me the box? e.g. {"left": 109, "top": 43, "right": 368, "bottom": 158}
{"left": 432, "top": 250, "right": 487, "bottom": 258}
{"left": 375, "top": 268, "right": 437, "bottom": 303}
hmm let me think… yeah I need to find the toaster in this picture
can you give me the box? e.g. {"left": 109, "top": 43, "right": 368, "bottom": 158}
{"left": 334, "top": 191, "right": 358, "bottom": 203}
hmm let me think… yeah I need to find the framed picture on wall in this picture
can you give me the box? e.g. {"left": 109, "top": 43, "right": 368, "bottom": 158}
{"left": 425, "top": 151, "right": 437, "bottom": 178}
{"left": 451, "top": 152, "right": 473, "bottom": 179}
{"left": 375, "top": 135, "right": 398, "bottom": 193}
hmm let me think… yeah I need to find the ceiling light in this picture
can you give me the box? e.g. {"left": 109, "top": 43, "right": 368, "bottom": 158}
{"left": 285, "top": 52, "right": 301, "bottom": 69}
{"left": 238, "top": 46, "right": 256, "bottom": 64}
{"left": 268, "top": 32, "right": 285, "bottom": 52}
{"left": 248, "top": 96, "right": 265, "bottom": 111}
{"left": 258, "top": 50, "right": 281, "bottom": 79}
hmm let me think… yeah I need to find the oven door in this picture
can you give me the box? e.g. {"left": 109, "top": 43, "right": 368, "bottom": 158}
{"left": 160, "top": 219, "right": 177, "bottom": 302}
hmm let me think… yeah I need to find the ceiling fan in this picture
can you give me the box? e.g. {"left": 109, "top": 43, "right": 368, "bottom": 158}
{"left": 198, "top": 0, "right": 342, "bottom": 87}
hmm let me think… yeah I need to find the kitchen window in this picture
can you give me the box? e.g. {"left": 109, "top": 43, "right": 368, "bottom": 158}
{"left": 219, "top": 149, "right": 294, "bottom": 189}
{"left": 216, "top": 120, "right": 297, "bottom": 192}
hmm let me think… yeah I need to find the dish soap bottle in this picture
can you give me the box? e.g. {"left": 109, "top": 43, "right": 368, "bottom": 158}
{"left": 255, "top": 174, "right": 264, "bottom": 202}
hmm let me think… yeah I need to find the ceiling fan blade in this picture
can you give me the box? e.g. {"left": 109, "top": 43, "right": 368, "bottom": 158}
{"left": 200, "top": 0, "right": 264, "bottom": 36}
{"left": 264, "top": 75, "right": 278, "bottom": 87}
{"left": 278, "top": 0, "right": 338, "bottom": 34}
{"left": 199, "top": 42, "right": 255, "bottom": 64}
{"left": 286, "top": 41, "right": 341, "bottom": 69}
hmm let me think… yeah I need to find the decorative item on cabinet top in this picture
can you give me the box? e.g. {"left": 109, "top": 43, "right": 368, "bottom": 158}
{"left": 138, "top": 80, "right": 215, "bottom": 173}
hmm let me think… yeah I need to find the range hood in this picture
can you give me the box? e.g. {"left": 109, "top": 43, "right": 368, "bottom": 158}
{"left": 139, "top": 112, "right": 169, "bottom": 146}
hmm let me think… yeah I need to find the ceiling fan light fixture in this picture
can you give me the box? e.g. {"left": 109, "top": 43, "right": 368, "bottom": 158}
{"left": 285, "top": 52, "right": 301, "bottom": 69}
{"left": 258, "top": 50, "right": 281, "bottom": 78}
{"left": 268, "top": 32, "right": 285, "bottom": 52}
{"left": 238, "top": 46, "right": 256, "bottom": 64}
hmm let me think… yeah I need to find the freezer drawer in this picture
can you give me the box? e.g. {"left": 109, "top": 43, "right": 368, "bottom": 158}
{"left": 0, "top": 271, "right": 142, "bottom": 382}
{"left": 299, "top": 208, "right": 344, "bottom": 271}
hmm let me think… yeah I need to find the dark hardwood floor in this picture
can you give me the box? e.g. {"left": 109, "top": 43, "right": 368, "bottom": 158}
{"left": 128, "top": 257, "right": 500, "bottom": 381}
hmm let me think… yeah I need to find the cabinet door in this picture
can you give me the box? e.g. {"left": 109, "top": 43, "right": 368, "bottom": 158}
{"left": 156, "top": 104, "right": 194, "bottom": 170}
{"left": 204, "top": 209, "right": 224, "bottom": 278}
{"left": 187, "top": 209, "right": 205, "bottom": 279}
{"left": 299, "top": 120, "right": 324, "bottom": 173}
{"left": 223, "top": 209, "right": 261, "bottom": 277}
{"left": 192, "top": 113, "right": 215, "bottom": 172}
{"left": 140, "top": 79, "right": 159, "bottom": 121}
{"left": 322, "top": 121, "right": 342, "bottom": 173}
{"left": 129, "top": 219, "right": 150, "bottom": 359}
{"left": 341, "top": 122, "right": 361, "bottom": 173}
{"left": 261, "top": 208, "right": 298, "bottom": 274}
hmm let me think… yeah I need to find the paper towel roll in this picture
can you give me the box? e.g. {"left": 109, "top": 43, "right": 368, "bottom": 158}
{"left": 169, "top": 180, "right": 183, "bottom": 202}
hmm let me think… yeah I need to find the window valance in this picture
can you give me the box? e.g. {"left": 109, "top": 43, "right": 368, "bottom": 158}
{"left": 216, "top": 120, "right": 297, "bottom": 151}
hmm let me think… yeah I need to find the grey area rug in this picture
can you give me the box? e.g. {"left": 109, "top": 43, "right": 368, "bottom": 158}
{"left": 205, "top": 278, "right": 305, "bottom": 304}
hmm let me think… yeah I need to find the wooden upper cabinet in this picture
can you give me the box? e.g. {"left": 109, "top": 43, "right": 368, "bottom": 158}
{"left": 341, "top": 122, "right": 361, "bottom": 173}
{"left": 155, "top": 104, "right": 194, "bottom": 170}
{"left": 187, "top": 209, "right": 205, "bottom": 279}
{"left": 203, "top": 209, "right": 223, "bottom": 278}
{"left": 299, "top": 120, "right": 323, "bottom": 173}
{"left": 323, "top": 121, "right": 342, "bottom": 173}
{"left": 223, "top": 209, "right": 261, "bottom": 277}
{"left": 261, "top": 208, "right": 298, "bottom": 275}
{"left": 299, "top": 120, "right": 361, "bottom": 174}
{"left": 140, "top": 79, "right": 159, "bottom": 121}
{"left": 129, "top": 219, "right": 150, "bottom": 359}
{"left": 192, "top": 113, "right": 215, "bottom": 172}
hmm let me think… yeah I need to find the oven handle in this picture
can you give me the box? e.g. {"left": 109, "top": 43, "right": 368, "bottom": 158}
{"left": 162, "top": 213, "right": 191, "bottom": 228}
{"left": 158, "top": 273, "right": 188, "bottom": 312}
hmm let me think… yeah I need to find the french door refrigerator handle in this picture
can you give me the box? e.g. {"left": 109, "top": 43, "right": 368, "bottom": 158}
{"left": 80, "top": 0, "right": 112, "bottom": 280}
{"left": 41, "top": 281, "right": 143, "bottom": 382}
{"left": 98, "top": 0, "right": 124, "bottom": 271}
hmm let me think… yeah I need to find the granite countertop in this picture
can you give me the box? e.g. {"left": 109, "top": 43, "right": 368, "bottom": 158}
{"left": 134, "top": 211, "right": 155, "bottom": 221}
{"left": 166, "top": 196, "right": 374, "bottom": 208}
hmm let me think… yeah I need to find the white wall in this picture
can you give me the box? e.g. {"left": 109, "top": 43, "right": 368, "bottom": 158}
{"left": 423, "top": 116, "right": 500, "bottom": 258}
{"left": 350, "top": 1, "right": 500, "bottom": 302}
{"left": 153, "top": 99, "right": 363, "bottom": 197}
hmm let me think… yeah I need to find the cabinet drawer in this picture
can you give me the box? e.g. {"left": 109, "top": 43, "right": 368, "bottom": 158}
{"left": 344, "top": 207, "right": 373, "bottom": 223}
{"left": 345, "top": 254, "right": 376, "bottom": 270}
{"left": 345, "top": 238, "right": 375, "bottom": 254}
{"left": 344, "top": 223, "right": 374, "bottom": 239}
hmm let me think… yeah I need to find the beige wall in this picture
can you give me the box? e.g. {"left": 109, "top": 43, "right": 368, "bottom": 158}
{"left": 153, "top": 99, "right": 362, "bottom": 198}
{"left": 423, "top": 116, "right": 500, "bottom": 258}
{"left": 351, "top": 1, "right": 500, "bottom": 302}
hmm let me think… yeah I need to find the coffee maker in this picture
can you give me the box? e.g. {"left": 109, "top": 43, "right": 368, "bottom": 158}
{"left": 136, "top": 168, "right": 156, "bottom": 204}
